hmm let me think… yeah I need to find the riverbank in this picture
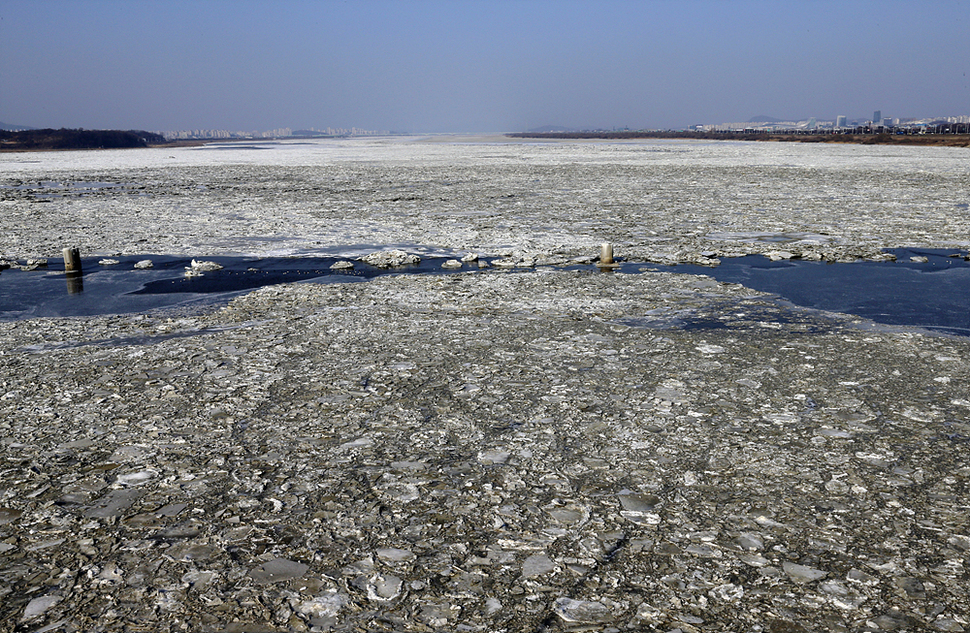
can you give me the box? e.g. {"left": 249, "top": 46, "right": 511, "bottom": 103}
{"left": 507, "top": 130, "right": 970, "bottom": 147}
{"left": 0, "top": 129, "right": 166, "bottom": 152}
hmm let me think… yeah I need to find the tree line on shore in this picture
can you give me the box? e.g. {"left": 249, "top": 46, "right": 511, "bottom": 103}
{"left": 0, "top": 128, "right": 166, "bottom": 151}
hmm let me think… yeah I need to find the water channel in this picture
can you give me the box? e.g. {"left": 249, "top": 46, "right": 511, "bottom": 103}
{"left": 1, "top": 248, "right": 968, "bottom": 336}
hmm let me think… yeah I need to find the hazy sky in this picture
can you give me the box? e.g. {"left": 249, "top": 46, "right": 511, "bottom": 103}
{"left": 2, "top": 0, "right": 968, "bottom": 133}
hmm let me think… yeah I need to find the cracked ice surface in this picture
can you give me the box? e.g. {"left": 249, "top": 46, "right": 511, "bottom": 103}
{"left": 2, "top": 136, "right": 969, "bottom": 263}
{"left": 2, "top": 271, "right": 970, "bottom": 631}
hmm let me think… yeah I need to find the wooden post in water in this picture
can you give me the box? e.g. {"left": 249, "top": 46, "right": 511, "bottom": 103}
{"left": 63, "top": 247, "right": 82, "bottom": 274}
{"left": 599, "top": 242, "right": 614, "bottom": 265}
{"left": 63, "top": 247, "right": 83, "bottom": 294}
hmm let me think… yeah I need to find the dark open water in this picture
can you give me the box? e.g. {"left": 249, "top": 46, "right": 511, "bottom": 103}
{"left": 1, "top": 248, "right": 968, "bottom": 336}
{"left": 639, "top": 248, "right": 970, "bottom": 336}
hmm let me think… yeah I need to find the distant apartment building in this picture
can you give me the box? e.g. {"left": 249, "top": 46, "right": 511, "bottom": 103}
{"left": 873, "top": 110, "right": 882, "bottom": 124}
{"left": 836, "top": 115, "right": 847, "bottom": 128}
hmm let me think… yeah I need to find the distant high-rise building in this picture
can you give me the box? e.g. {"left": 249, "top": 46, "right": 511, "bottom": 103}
{"left": 873, "top": 110, "right": 882, "bottom": 124}
{"left": 836, "top": 115, "right": 847, "bottom": 128}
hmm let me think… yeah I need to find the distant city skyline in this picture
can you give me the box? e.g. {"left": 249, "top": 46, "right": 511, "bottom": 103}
{"left": 696, "top": 112, "right": 970, "bottom": 134}
{"left": 151, "top": 110, "right": 969, "bottom": 139}
{"left": 4, "top": 109, "right": 969, "bottom": 139}
{"left": 3, "top": 0, "right": 968, "bottom": 134}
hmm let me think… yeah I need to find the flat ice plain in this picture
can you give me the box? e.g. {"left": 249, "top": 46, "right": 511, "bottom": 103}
{"left": 1, "top": 137, "right": 970, "bottom": 632}
{"left": 3, "top": 135, "right": 969, "bottom": 262}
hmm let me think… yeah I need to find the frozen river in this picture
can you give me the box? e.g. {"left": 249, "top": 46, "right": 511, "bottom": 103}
{"left": 3, "top": 135, "right": 969, "bottom": 263}
{"left": 2, "top": 137, "right": 970, "bottom": 632}
{"left": 4, "top": 135, "right": 970, "bottom": 332}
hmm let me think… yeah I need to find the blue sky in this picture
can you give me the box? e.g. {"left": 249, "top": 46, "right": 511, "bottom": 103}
{"left": 2, "top": 0, "right": 968, "bottom": 133}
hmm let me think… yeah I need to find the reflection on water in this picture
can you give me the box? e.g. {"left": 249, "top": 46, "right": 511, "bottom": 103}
{"left": 65, "top": 272, "right": 83, "bottom": 295}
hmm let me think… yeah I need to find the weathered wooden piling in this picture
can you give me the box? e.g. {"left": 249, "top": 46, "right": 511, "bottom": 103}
{"left": 599, "top": 242, "right": 614, "bottom": 265}
{"left": 63, "top": 247, "right": 82, "bottom": 274}
{"left": 63, "top": 247, "right": 83, "bottom": 293}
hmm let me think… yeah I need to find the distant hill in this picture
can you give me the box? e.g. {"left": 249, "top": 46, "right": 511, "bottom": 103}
{"left": 0, "top": 121, "right": 34, "bottom": 131}
{"left": 0, "top": 128, "right": 166, "bottom": 151}
{"left": 748, "top": 115, "right": 784, "bottom": 123}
